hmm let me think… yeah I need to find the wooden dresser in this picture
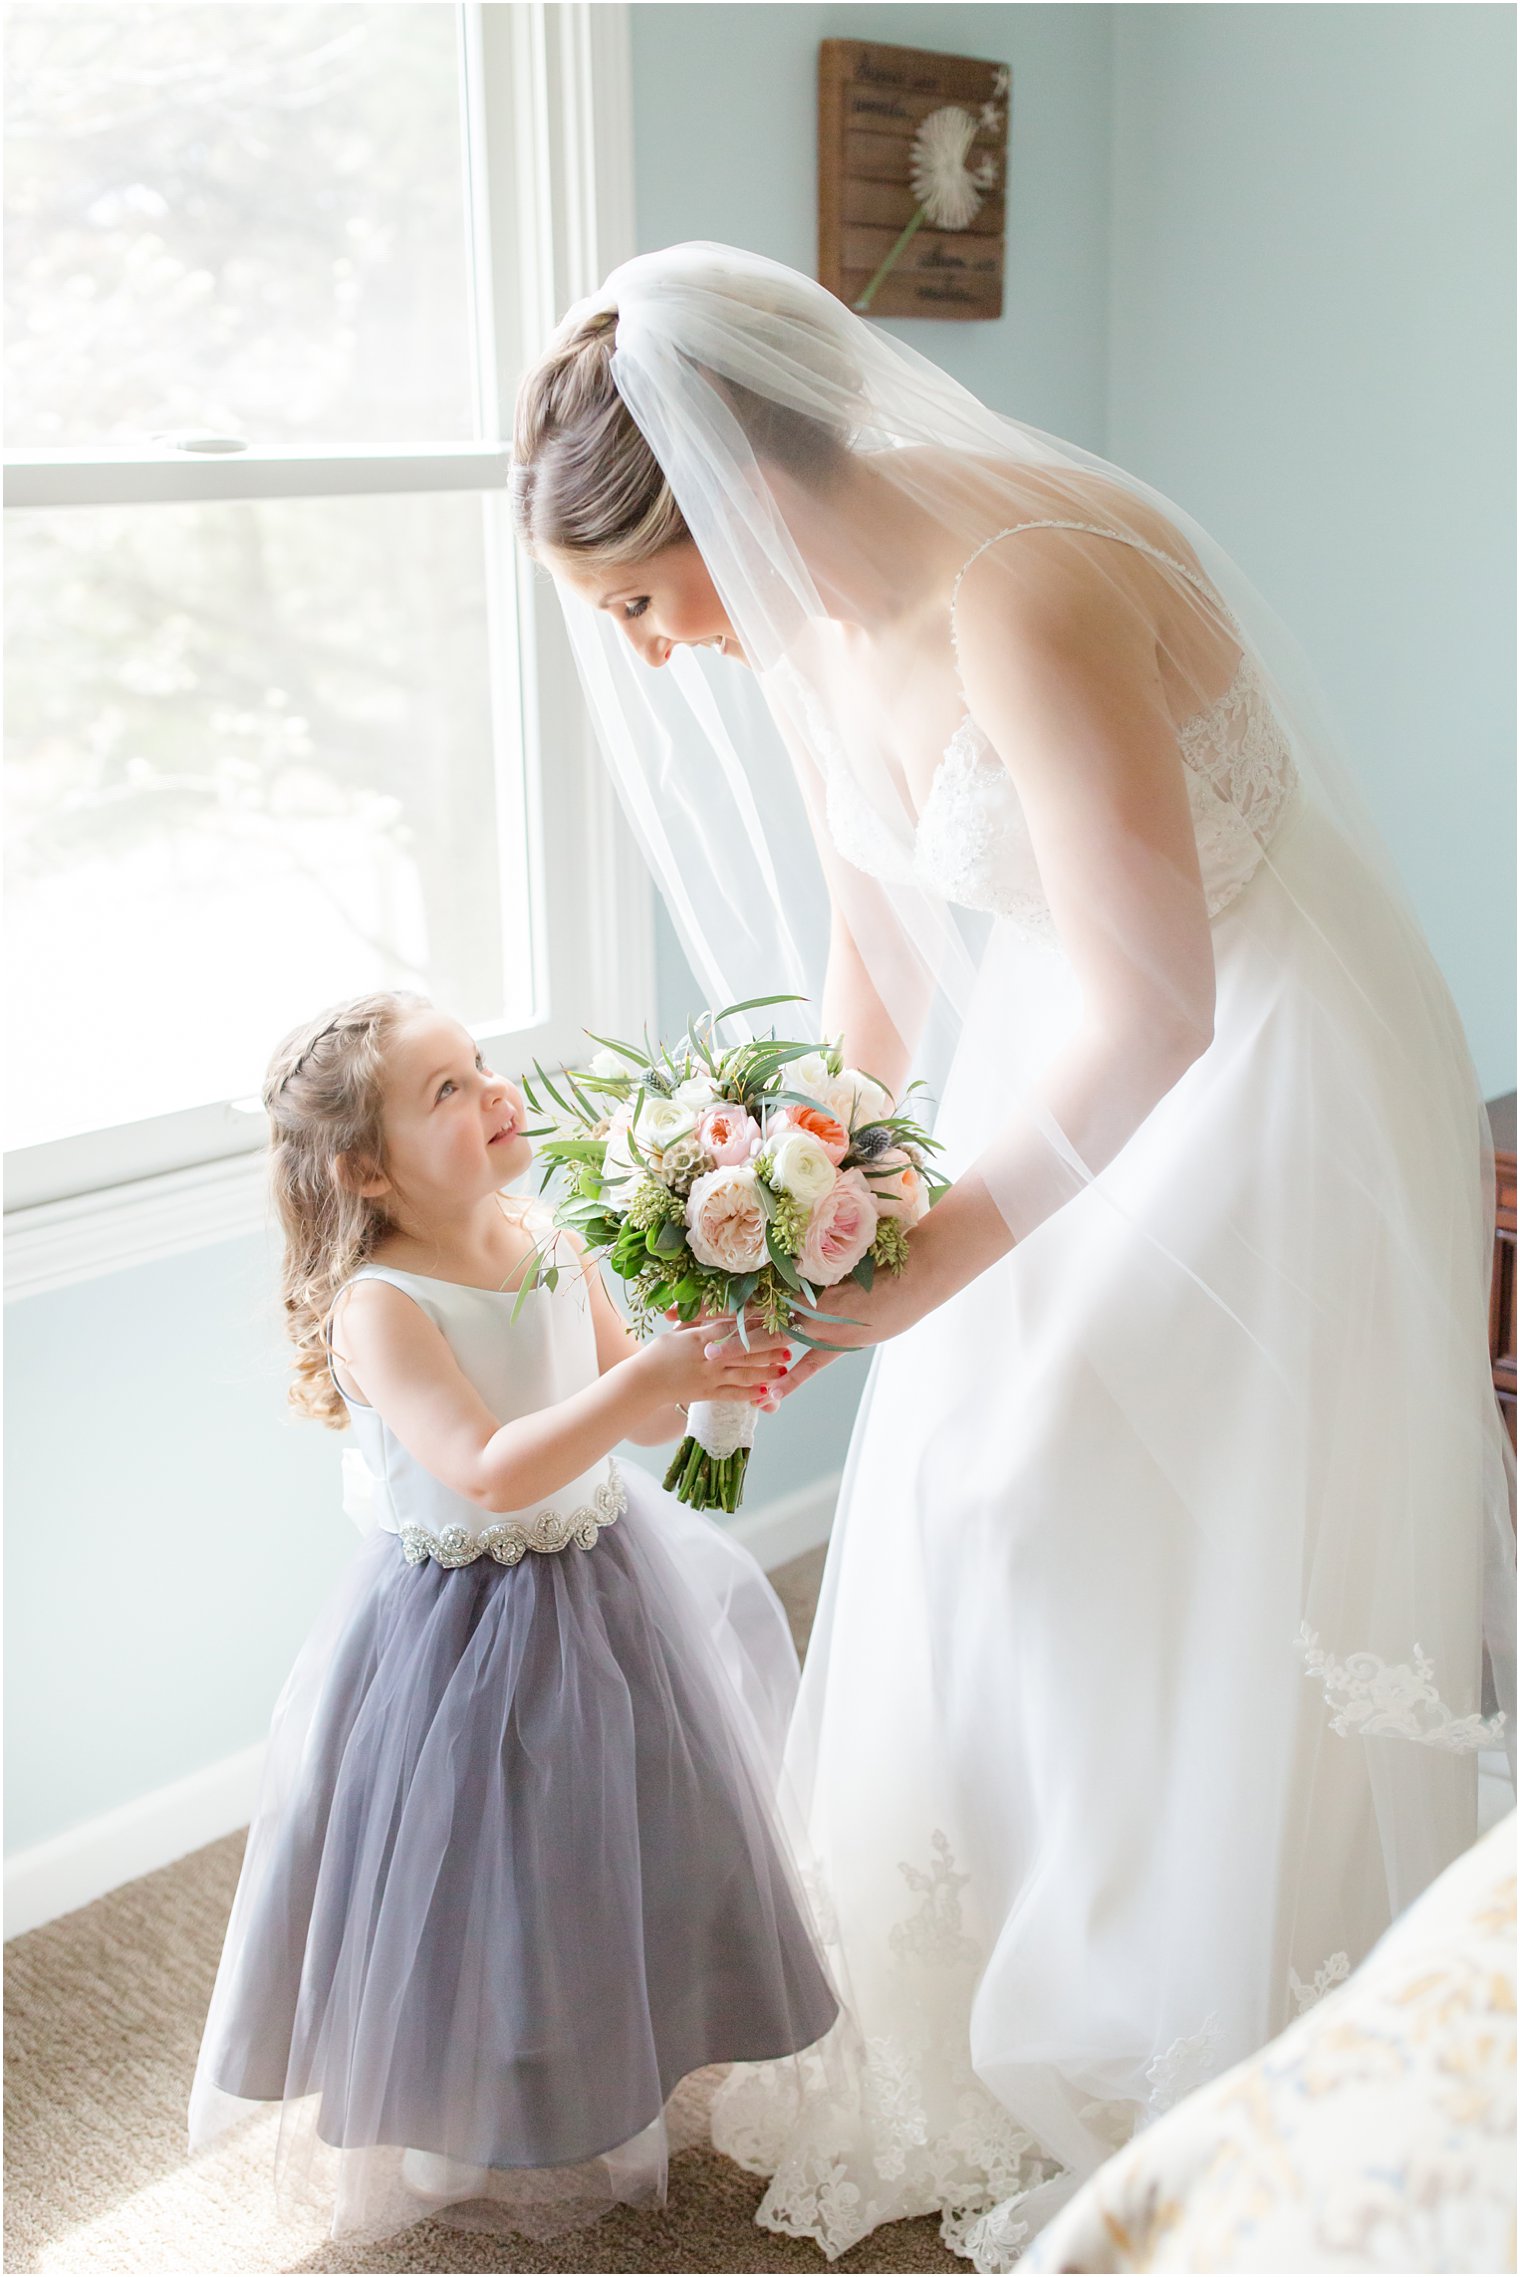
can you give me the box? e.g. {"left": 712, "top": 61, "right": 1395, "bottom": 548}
{"left": 1490, "top": 1091, "right": 1516, "bottom": 1448}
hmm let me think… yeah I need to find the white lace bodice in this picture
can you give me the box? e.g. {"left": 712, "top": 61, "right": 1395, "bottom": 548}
{"left": 823, "top": 520, "right": 1301, "bottom": 946}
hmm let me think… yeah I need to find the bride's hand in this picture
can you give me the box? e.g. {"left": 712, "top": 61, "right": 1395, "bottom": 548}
{"left": 775, "top": 1173, "right": 1014, "bottom": 1396}
{"left": 776, "top": 1259, "right": 927, "bottom": 1395}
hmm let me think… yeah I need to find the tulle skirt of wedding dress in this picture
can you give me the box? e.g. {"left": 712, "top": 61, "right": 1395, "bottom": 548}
{"left": 711, "top": 793, "right": 1515, "bottom": 2268}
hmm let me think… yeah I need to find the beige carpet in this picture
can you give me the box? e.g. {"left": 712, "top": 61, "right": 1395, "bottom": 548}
{"left": 5, "top": 1548, "right": 960, "bottom": 2277}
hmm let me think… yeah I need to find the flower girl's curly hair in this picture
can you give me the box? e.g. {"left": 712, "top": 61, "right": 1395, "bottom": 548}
{"left": 263, "top": 990, "right": 425, "bottom": 1430}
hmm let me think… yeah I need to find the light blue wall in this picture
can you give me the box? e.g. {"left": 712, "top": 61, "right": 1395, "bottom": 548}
{"left": 5, "top": 1230, "right": 357, "bottom": 1853}
{"left": 630, "top": 3, "right": 1116, "bottom": 441}
{"left": 1108, "top": 3, "right": 1516, "bottom": 1093}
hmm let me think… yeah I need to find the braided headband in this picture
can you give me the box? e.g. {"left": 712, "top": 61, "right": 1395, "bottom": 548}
{"left": 275, "top": 1013, "right": 344, "bottom": 1097}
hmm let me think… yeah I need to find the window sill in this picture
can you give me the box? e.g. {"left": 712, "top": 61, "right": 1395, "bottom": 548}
{"left": 5, "top": 1149, "right": 272, "bottom": 1304}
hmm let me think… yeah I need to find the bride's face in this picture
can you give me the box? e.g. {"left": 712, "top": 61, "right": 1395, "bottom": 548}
{"left": 556, "top": 540, "right": 747, "bottom": 669}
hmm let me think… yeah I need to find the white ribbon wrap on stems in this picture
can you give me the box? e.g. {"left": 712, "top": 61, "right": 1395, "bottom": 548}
{"left": 686, "top": 1398, "right": 760, "bottom": 1461}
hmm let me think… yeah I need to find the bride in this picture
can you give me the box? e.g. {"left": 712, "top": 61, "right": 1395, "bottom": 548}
{"left": 510, "top": 244, "right": 1515, "bottom": 2266}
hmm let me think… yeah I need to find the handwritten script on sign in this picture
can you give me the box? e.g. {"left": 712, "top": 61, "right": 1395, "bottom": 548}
{"left": 818, "top": 40, "right": 1009, "bottom": 321}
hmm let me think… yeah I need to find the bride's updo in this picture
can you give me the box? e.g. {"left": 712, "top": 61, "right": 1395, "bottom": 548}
{"left": 511, "top": 306, "right": 685, "bottom": 568}
{"left": 511, "top": 265, "right": 866, "bottom": 571}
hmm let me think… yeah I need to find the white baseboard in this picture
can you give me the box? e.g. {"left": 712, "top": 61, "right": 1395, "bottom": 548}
{"left": 5, "top": 1742, "right": 268, "bottom": 1942}
{"left": 3, "top": 1477, "right": 839, "bottom": 1942}
{"left": 727, "top": 1469, "right": 839, "bottom": 1573}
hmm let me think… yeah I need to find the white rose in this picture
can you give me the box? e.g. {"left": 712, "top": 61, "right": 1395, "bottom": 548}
{"left": 788, "top": 1051, "right": 834, "bottom": 1106}
{"left": 686, "top": 1165, "right": 768, "bottom": 1273}
{"left": 766, "top": 1128, "right": 837, "bottom": 1209}
{"left": 673, "top": 1073, "right": 720, "bottom": 1109}
{"left": 634, "top": 1094, "right": 698, "bottom": 1153}
{"left": 588, "top": 1047, "right": 627, "bottom": 1081}
{"left": 827, "top": 1067, "right": 894, "bottom": 1130}
{"left": 601, "top": 1101, "right": 640, "bottom": 1200}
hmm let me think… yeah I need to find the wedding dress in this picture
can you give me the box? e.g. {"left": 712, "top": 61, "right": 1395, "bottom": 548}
{"left": 523, "top": 243, "right": 1516, "bottom": 2268}
{"left": 706, "top": 523, "right": 1511, "bottom": 2264}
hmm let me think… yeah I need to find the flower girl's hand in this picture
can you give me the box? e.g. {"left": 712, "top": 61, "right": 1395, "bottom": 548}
{"left": 642, "top": 1319, "right": 791, "bottom": 1410}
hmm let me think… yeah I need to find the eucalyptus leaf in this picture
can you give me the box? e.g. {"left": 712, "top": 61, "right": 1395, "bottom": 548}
{"left": 710, "top": 992, "right": 807, "bottom": 1028}
{"left": 765, "top": 1226, "right": 802, "bottom": 1290}
{"left": 584, "top": 1028, "right": 649, "bottom": 1068}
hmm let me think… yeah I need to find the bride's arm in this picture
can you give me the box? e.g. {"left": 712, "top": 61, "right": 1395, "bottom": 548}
{"left": 782, "top": 540, "right": 1217, "bottom": 1379}
{"left": 819, "top": 902, "right": 917, "bottom": 1105}
{"left": 789, "top": 742, "right": 929, "bottom": 1101}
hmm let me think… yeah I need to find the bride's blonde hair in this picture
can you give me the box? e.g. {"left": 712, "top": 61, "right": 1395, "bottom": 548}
{"left": 263, "top": 990, "right": 425, "bottom": 1429}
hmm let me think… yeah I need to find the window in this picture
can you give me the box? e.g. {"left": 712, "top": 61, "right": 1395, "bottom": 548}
{"left": 3, "top": 2, "right": 645, "bottom": 1268}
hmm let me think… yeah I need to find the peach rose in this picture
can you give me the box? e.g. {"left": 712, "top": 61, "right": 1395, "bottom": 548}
{"left": 685, "top": 1164, "right": 768, "bottom": 1273}
{"left": 864, "top": 1147, "right": 929, "bottom": 1228}
{"left": 770, "top": 1102, "right": 850, "bottom": 1164}
{"left": 798, "top": 1168, "right": 877, "bottom": 1287}
{"left": 698, "top": 1102, "right": 761, "bottom": 1168}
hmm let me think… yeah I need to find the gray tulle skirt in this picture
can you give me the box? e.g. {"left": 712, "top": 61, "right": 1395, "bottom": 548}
{"left": 188, "top": 1466, "right": 837, "bottom": 2242}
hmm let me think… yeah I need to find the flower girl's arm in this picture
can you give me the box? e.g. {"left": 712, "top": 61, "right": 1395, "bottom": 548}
{"left": 333, "top": 1282, "right": 784, "bottom": 1512}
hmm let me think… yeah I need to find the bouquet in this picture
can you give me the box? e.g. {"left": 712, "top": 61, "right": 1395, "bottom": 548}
{"left": 521, "top": 997, "right": 943, "bottom": 1512}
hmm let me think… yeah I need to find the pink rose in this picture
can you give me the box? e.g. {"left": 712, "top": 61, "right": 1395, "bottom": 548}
{"left": 798, "top": 1167, "right": 877, "bottom": 1287}
{"left": 685, "top": 1165, "right": 768, "bottom": 1273}
{"left": 698, "top": 1102, "right": 761, "bottom": 1168}
{"left": 864, "top": 1148, "right": 929, "bottom": 1228}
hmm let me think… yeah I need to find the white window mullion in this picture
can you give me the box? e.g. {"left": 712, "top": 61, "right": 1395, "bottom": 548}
{"left": 4, "top": 445, "right": 510, "bottom": 511}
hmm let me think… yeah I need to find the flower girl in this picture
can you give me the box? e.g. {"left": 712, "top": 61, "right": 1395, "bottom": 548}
{"left": 188, "top": 991, "right": 837, "bottom": 2243}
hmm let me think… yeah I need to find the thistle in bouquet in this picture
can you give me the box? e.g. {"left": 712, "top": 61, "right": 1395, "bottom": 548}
{"left": 519, "top": 997, "right": 946, "bottom": 1513}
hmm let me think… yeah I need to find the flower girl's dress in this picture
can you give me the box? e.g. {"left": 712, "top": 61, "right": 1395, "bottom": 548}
{"left": 189, "top": 1232, "right": 836, "bottom": 2242}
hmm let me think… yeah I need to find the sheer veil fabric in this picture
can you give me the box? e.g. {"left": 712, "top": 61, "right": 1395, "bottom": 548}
{"left": 533, "top": 243, "right": 1515, "bottom": 2265}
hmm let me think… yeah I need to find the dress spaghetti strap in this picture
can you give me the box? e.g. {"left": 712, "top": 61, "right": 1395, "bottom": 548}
{"left": 948, "top": 516, "right": 1227, "bottom": 667}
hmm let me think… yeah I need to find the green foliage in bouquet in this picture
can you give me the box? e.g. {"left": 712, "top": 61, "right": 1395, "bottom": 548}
{"left": 517, "top": 996, "right": 945, "bottom": 1510}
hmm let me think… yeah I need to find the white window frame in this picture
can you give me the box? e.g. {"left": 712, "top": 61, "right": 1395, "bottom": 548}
{"left": 4, "top": 1, "right": 651, "bottom": 1301}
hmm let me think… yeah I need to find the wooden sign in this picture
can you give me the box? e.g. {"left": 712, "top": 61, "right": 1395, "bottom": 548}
{"left": 818, "top": 39, "right": 1009, "bottom": 321}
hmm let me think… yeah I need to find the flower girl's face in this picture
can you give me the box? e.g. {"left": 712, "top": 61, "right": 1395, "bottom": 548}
{"left": 560, "top": 540, "right": 747, "bottom": 669}
{"left": 373, "top": 1010, "right": 532, "bottom": 1211}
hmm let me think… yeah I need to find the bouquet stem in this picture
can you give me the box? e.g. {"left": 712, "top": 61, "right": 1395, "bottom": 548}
{"left": 663, "top": 1396, "right": 758, "bottom": 1513}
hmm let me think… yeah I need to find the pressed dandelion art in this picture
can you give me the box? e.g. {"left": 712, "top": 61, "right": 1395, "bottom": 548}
{"left": 818, "top": 41, "right": 1009, "bottom": 320}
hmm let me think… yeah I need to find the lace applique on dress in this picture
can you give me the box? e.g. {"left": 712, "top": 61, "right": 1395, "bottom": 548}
{"left": 1296, "top": 1624, "right": 1507, "bottom": 1752}
{"left": 710, "top": 1831, "right": 1056, "bottom": 2267}
{"left": 1144, "top": 2012, "right": 1223, "bottom": 2117}
{"left": 709, "top": 1826, "right": 1238, "bottom": 2271}
{"left": 1289, "top": 1950, "right": 1351, "bottom": 2013}
{"left": 913, "top": 723, "right": 1054, "bottom": 939}
{"left": 1178, "top": 653, "right": 1300, "bottom": 916}
{"left": 888, "top": 1828, "right": 978, "bottom": 1966}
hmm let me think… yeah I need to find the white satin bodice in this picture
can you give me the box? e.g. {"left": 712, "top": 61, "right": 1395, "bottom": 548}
{"left": 335, "top": 1238, "right": 624, "bottom": 1568}
{"left": 824, "top": 520, "right": 1301, "bottom": 945}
